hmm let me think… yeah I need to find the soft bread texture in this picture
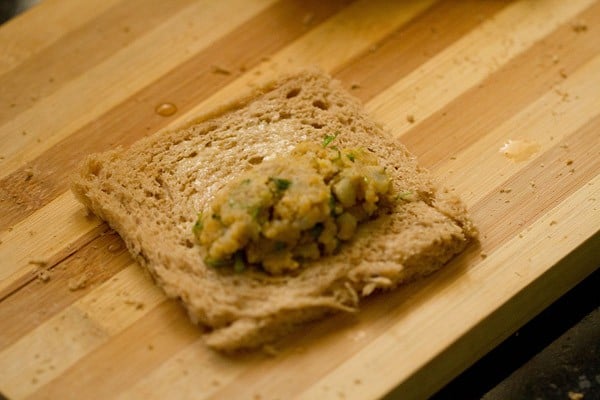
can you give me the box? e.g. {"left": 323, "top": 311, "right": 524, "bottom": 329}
{"left": 71, "top": 68, "right": 477, "bottom": 351}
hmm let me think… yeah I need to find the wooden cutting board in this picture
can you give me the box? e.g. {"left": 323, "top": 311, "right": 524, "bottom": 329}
{"left": 1, "top": 0, "right": 599, "bottom": 398}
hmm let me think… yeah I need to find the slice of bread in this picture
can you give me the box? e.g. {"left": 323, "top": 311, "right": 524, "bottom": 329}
{"left": 71, "top": 68, "right": 477, "bottom": 351}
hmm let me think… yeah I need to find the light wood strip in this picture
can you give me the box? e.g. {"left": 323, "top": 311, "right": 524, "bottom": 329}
{"left": 366, "top": 0, "right": 596, "bottom": 135}
{"left": 0, "top": 0, "right": 276, "bottom": 178}
{"left": 0, "top": 264, "right": 165, "bottom": 399}
{"left": 0, "top": 192, "right": 103, "bottom": 295}
{"left": 297, "top": 175, "right": 600, "bottom": 399}
{"left": 0, "top": 0, "right": 123, "bottom": 75}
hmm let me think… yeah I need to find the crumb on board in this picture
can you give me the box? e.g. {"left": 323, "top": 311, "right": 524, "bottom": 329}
{"left": 107, "top": 243, "right": 122, "bottom": 253}
{"left": 480, "top": 252, "right": 488, "bottom": 259}
{"left": 302, "top": 12, "right": 314, "bottom": 26}
{"left": 406, "top": 114, "right": 415, "bottom": 124}
{"left": 124, "top": 299, "right": 145, "bottom": 310}
{"left": 211, "top": 65, "right": 232, "bottom": 75}
{"left": 566, "top": 159, "right": 574, "bottom": 166}
{"left": 571, "top": 21, "right": 588, "bottom": 33}
{"left": 35, "top": 269, "right": 51, "bottom": 283}
{"left": 550, "top": 220, "right": 558, "bottom": 226}
{"left": 350, "top": 83, "right": 361, "bottom": 90}
{"left": 262, "top": 344, "right": 280, "bottom": 357}
{"left": 68, "top": 274, "right": 88, "bottom": 291}
{"left": 499, "top": 188, "right": 512, "bottom": 193}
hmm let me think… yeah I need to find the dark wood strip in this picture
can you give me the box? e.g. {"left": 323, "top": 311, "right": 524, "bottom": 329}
{"left": 0, "top": 0, "right": 353, "bottom": 231}
{"left": 397, "top": 1, "right": 600, "bottom": 169}
{"left": 0, "top": 0, "right": 193, "bottom": 124}
{"left": 334, "top": 0, "right": 511, "bottom": 102}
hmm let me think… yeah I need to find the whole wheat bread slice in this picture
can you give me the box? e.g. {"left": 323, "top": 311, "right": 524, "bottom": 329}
{"left": 71, "top": 68, "right": 477, "bottom": 351}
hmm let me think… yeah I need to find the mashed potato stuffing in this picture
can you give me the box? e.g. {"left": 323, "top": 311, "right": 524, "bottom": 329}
{"left": 193, "top": 141, "right": 391, "bottom": 274}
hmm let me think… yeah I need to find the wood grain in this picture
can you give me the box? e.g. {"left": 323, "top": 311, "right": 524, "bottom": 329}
{"left": 0, "top": 0, "right": 598, "bottom": 399}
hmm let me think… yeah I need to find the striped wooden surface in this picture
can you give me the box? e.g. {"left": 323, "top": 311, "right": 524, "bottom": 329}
{"left": 1, "top": 0, "right": 599, "bottom": 398}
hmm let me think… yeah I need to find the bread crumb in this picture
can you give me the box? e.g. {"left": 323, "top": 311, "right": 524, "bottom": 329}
{"left": 566, "top": 159, "right": 573, "bottom": 166}
{"left": 35, "top": 269, "right": 51, "bottom": 282}
{"left": 107, "top": 243, "right": 121, "bottom": 252}
{"left": 350, "top": 83, "right": 361, "bottom": 90}
{"left": 68, "top": 274, "right": 88, "bottom": 291}
{"left": 572, "top": 21, "right": 588, "bottom": 33}
{"left": 262, "top": 344, "right": 280, "bottom": 357}
{"left": 211, "top": 65, "right": 232, "bottom": 75}
{"left": 550, "top": 220, "right": 557, "bottom": 226}
{"left": 559, "top": 69, "right": 568, "bottom": 79}
{"left": 302, "top": 13, "right": 314, "bottom": 26}
{"left": 124, "top": 299, "right": 145, "bottom": 309}
{"left": 480, "top": 252, "right": 488, "bottom": 259}
{"left": 499, "top": 188, "right": 512, "bottom": 193}
{"left": 529, "top": 181, "right": 536, "bottom": 188}
{"left": 24, "top": 168, "right": 34, "bottom": 181}
{"left": 406, "top": 114, "right": 415, "bottom": 124}
{"left": 568, "top": 391, "right": 584, "bottom": 400}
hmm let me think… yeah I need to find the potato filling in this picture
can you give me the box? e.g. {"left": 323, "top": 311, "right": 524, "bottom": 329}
{"left": 193, "top": 142, "right": 391, "bottom": 274}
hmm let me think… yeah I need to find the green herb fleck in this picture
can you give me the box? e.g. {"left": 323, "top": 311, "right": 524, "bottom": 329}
{"left": 395, "top": 191, "right": 413, "bottom": 201}
{"left": 192, "top": 216, "right": 203, "bottom": 236}
{"left": 346, "top": 153, "right": 356, "bottom": 162}
{"left": 271, "top": 177, "right": 291, "bottom": 191}
{"left": 233, "top": 252, "right": 245, "bottom": 273}
{"left": 205, "top": 257, "right": 229, "bottom": 268}
{"left": 328, "top": 195, "right": 339, "bottom": 216}
{"left": 322, "top": 131, "right": 339, "bottom": 147}
{"left": 309, "top": 223, "right": 324, "bottom": 239}
{"left": 211, "top": 213, "right": 221, "bottom": 221}
{"left": 241, "top": 178, "right": 251, "bottom": 185}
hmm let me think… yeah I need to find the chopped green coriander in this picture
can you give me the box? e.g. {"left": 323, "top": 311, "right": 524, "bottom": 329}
{"left": 204, "top": 257, "right": 229, "bottom": 268}
{"left": 192, "top": 216, "right": 203, "bottom": 236}
{"left": 309, "top": 223, "right": 324, "bottom": 238}
{"left": 322, "top": 131, "right": 339, "bottom": 147}
{"left": 395, "top": 191, "right": 413, "bottom": 201}
{"left": 233, "top": 252, "right": 245, "bottom": 273}
{"left": 346, "top": 153, "right": 356, "bottom": 162}
{"left": 271, "top": 177, "right": 291, "bottom": 191}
